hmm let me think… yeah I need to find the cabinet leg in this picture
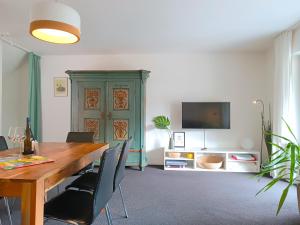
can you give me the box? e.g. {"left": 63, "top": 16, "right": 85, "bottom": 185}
{"left": 139, "top": 166, "right": 144, "bottom": 171}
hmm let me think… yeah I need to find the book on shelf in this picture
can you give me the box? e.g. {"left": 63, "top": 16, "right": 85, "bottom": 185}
{"left": 231, "top": 154, "right": 256, "bottom": 161}
{"left": 165, "top": 160, "right": 188, "bottom": 166}
{"left": 166, "top": 165, "right": 187, "bottom": 168}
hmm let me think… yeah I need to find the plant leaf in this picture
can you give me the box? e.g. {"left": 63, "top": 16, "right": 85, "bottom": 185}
{"left": 276, "top": 185, "right": 291, "bottom": 215}
{"left": 270, "top": 133, "right": 295, "bottom": 145}
{"left": 269, "top": 143, "right": 285, "bottom": 153}
{"left": 282, "top": 118, "right": 298, "bottom": 144}
{"left": 258, "top": 165, "right": 287, "bottom": 176}
{"left": 262, "top": 157, "right": 288, "bottom": 170}
{"left": 289, "top": 144, "right": 296, "bottom": 184}
{"left": 153, "top": 116, "right": 170, "bottom": 130}
{"left": 256, "top": 175, "right": 285, "bottom": 196}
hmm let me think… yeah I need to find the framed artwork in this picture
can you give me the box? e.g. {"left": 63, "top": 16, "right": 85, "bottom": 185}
{"left": 54, "top": 77, "right": 68, "bottom": 97}
{"left": 173, "top": 132, "right": 185, "bottom": 147}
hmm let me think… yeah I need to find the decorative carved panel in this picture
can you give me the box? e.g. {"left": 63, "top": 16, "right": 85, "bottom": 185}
{"left": 113, "top": 119, "right": 128, "bottom": 140}
{"left": 84, "top": 118, "right": 100, "bottom": 139}
{"left": 85, "top": 88, "right": 100, "bottom": 110}
{"left": 113, "top": 88, "right": 129, "bottom": 110}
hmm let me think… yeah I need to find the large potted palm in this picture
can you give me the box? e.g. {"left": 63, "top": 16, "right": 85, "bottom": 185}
{"left": 257, "top": 119, "right": 300, "bottom": 215}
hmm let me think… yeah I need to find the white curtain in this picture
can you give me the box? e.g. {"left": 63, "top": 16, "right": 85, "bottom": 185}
{"left": 291, "top": 55, "right": 300, "bottom": 142}
{"left": 272, "top": 31, "right": 293, "bottom": 178}
{"left": 272, "top": 31, "right": 293, "bottom": 140}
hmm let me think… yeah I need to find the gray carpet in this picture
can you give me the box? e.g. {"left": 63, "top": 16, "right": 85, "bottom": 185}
{"left": 0, "top": 166, "right": 299, "bottom": 225}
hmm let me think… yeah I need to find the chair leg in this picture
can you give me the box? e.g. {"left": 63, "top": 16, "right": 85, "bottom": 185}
{"left": 105, "top": 204, "right": 113, "bottom": 225}
{"left": 118, "top": 184, "right": 128, "bottom": 218}
{"left": 9, "top": 198, "right": 16, "bottom": 213}
{"left": 3, "top": 197, "right": 13, "bottom": 225}
{"left": 107, "top": 203, "right": 113, "bottom": 222}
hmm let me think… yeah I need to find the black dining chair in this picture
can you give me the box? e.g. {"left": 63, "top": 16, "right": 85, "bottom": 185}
{"left": 66, "top": 132, "right": 94, "bottom": 143}
{"left": 0, "top": 136, "right": 13, "bottom": 225}
{"left": 66, "top": 132, "right": 95, "bottom": 175}
{"left": 44, "top": 145, "right": 119, "bottom": 225}
{"left": 66, "top": 137, "right": 133, "bottom": 219}
{"left": 0, "top": 136, "right": 8, "bottom": 150}
{"left": 50, "top": 132, "right": 96, "bottom": 197}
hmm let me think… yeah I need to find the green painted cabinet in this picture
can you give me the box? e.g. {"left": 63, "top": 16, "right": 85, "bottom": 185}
{"left": 67, "top": 70, "right": 150, "bottom": 170}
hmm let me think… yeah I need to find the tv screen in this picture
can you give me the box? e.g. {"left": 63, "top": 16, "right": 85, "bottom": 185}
{"left": 182, "top": 102, "right": 230, "bottom": 129}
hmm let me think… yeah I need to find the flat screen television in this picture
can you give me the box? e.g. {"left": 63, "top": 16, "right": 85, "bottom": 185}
{"left": 182, "top": 102, "right": 230, "bottom": 129}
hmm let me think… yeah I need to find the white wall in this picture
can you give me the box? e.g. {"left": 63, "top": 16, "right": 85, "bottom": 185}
{"left": 0, "top": 42, "right": 2, "bottom": 134}
{"left": 41, "top": 53, "right": 269, "bottom": 165}
{"left": 1, "top": 41, "right": 28, "bottom": 146}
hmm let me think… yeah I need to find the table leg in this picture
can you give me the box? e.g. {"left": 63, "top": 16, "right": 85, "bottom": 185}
{"left": 21, "top": 180, "right": 44, "bottom": 225}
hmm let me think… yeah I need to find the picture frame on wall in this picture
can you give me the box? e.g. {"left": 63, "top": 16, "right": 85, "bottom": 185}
{"left": 54, "top": 77, "right": 68, "bottom": 97}
{"left": 173, "top": 132, "right": 185, "bottom": 147}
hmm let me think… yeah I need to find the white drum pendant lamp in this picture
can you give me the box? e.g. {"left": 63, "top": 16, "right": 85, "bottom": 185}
{"left": 30, "top": 2, "right": 81, "bottom": 44}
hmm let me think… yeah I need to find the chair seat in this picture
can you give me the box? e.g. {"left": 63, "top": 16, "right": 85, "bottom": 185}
{"left": 44, "top": 190, "right": 93, "bottom": 225}
{"left": 66, "top": 172, "right": 97, "bottom": 192}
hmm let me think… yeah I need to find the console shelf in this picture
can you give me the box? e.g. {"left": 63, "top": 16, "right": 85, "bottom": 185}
{"left": 164, "top": 148, "right": 260, "bottom": 173}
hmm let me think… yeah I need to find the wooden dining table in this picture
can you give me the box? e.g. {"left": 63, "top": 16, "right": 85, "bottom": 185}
{"left": 0, "top": 142, "right": 109, "bottom": 225}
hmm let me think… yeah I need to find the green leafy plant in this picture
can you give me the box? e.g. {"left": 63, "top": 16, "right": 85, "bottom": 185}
{"left": 264, "top": 119, "right": 272, "bottom": 161}
{"left": 257, "top": 118, "right": 300, "bottom": 215}
{"left": 152, "top": 115, "right": 172, "bottom": 138}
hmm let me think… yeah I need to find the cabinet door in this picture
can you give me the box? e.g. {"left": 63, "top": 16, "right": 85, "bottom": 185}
{"left": 78, "top": 82, "right": 106, "bottom": 142}
{"left": 106, "top": 81, "right": 136, "bottom": 147}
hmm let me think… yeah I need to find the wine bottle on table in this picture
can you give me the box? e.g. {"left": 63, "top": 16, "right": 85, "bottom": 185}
{"left": 23, "top": 117, "right": 34, "bottom": 155}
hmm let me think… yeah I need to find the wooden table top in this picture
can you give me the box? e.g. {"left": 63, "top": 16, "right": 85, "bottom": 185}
{"left": 0, "top": 142, "right": 108, "bottom": 182}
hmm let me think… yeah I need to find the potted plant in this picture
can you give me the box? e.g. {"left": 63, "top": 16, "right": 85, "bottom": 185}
{"left": 152, "top": 115, "right": 174, "bottom": 149}
{"left": 263, "top": 104, "right": 272, "bottom": 161}
{"left": 257, "top": 118, "right": 300, "bottom": 215}
{"left": 264, "top": 120, "right": 272, "bottom": 162}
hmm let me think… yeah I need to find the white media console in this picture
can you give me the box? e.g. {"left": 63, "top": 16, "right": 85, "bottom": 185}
{"left": 164, "top": 148, "right": 260, "bottom": 173}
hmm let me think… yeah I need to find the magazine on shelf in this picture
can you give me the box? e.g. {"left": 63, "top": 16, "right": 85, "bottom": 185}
{"left": 231, "top": 154, "right": 256, "bottom": 161}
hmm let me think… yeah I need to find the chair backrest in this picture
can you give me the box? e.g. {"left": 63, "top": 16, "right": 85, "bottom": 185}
{"left": 114, "top": 137, "right": 133, "bottom": 190}
{"left": 92, "top": 144, "right": 119, "bottom": 222}
{"left": 0, "top": 136, "right": 8, "bottom": 151}
{"left": 66, "top": 132, "right": 94, "bottom": 143}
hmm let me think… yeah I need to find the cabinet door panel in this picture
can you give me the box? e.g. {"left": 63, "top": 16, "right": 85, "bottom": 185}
{"left": 106, "top": 81, "right": 136, "bottom": 147}
{"left": 126, "top": 152, "right": 141, "bottom": 165}
{"left": 78, "top": 82, "right": 106, "bottom": 142}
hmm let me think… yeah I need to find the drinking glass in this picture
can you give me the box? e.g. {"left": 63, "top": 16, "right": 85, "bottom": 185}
{"left": 7, "top": 126, "right": 17, "bottom": 147}
{"left": 15, "top": 127, "right": 25, "bottom": 155}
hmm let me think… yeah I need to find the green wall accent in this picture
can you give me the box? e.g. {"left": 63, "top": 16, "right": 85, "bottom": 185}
{"left": 28, "top": 52, "right": 42, "bottom": 141}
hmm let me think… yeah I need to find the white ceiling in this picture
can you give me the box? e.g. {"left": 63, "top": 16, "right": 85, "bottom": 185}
{"left": 1, "top": 0, "right": 300, "bottom": 55}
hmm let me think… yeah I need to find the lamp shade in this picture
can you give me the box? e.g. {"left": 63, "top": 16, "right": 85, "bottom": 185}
{"left": 29, "top": 2, "right": 81, "bottom": 44}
